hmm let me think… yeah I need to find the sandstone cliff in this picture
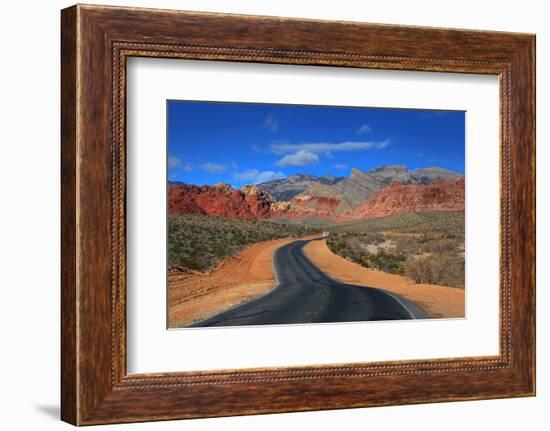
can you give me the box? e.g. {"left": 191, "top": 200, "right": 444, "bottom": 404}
{"left": 336, "top": 177, "right": 465, "bottom": 221}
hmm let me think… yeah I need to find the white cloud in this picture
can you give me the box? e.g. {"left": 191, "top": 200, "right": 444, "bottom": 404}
{"left": 263, "top": 114, "right": 279, "bottom": 132}
{"left": 334, "top": 163, "right": 348, "bottom": 169}
{"left": 169, "top": 156, "right": 193, "bottom": 172}
{"left": 271, "top": 140, "right": 390, "bottom": 155}
{"left": 275, "top": 150, "right": 319, "bottom": 167}
{"left": 199, "top": 162, "right": 227, "bottom": 174}
{"left": 356, "top": 124, "right": 372, "bottom": 134}
{"left": 168, "top": 156, "right": 182, "bottom": 169}
{"left": 233, "top": 169, "right": 286, "bottom": 184}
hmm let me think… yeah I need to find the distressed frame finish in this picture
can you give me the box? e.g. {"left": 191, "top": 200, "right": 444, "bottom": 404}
{"left": 61, "top": 4, "right": 535, "bottom": 426}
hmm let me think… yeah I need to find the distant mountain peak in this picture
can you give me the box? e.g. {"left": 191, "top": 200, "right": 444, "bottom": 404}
{"left": 371, "top": 165, "right": 408, "bottom": 172}
{"left": 213, "top": 182, "right": 233, "bottom": 192}
{"left": 257, "top": 172, "right": 345, "bottom": 201}
{"left": 168, "top": 180, "right": 186, "bottom": 187}
{"left": 412, "top": 166, "right": 457, "bottom": 173}
{"left": 349, "top": 167, "right": 370, "bottom": 178}
{"left": 287, "top": 173, "right": 315, "bottom": 181}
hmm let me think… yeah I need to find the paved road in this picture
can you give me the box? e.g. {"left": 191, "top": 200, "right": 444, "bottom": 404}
{"left": 193, "top": 238, "right": 428, "bottom": 327}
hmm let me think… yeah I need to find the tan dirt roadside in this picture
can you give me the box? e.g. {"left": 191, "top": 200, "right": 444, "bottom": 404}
{"left": 168, "top": 236, "right": 318, "bottom": 327}
{"left": 303, "top": 239, "right": 465, "bottom": 318}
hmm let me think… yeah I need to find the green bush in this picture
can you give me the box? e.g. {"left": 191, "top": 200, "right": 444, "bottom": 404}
{"left": 403, "top": 253, "right": 464, "bottom": 288}
{"left": 364, "top": 249, "right": 406, "bottom": 274}
{"left": 168, "top": 214, "right": 318, "bottom": 271}
{"left": 327, "top": 227, "right": 464, "bottom": 288}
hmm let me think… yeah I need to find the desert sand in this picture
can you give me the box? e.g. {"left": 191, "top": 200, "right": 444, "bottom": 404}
{"left": 168, "top": 236, "right": 308, "bottom": 327}
{"left": 303, "top": 239, "right": 465, "bottom": 318}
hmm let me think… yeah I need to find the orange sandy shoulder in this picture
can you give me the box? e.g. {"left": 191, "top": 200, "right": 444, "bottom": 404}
{"left": 304, "top": 239, "right": 465, "bottom": 318}
{"left": 168, "top": 236, "right": 316, "bottom": 328}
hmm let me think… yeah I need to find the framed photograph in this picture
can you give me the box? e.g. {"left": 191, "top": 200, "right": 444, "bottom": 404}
{"left": 61, "top": 4, "right": 535, "bottom": 425}
{"left": 166, "top": 100, "right": 464, "bottom": 329}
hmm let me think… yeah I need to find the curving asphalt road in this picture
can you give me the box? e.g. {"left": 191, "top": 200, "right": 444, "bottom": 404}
{"left": 193, "top": 237, "right": 428, "bottom": 327}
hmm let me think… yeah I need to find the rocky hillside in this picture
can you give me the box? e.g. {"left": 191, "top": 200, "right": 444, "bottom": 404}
{"left": 169, "top": 183, "right": 278, "bottom": 219}
{"left": 258, "top": 166, "right": 463, "bottom": 216}
{"left": 169, "top": 166, "right": 464, "bottom": 222}
{"left": 258, "top": 173, "right": 344, "bottom": 201}
{"left": 363, "top": 165, "right": 461, "bottom": 185}
{"left": 286, "top": 195, "right": 341, "bottom": 219}
{"left": 301, "top": 166, "right": 462, "bottom": 211}
{"left": 336, "top": 177, "right": 465, "bottom": 221}
{"left": 169, "top": 182, "right": 344, "bottom": 220}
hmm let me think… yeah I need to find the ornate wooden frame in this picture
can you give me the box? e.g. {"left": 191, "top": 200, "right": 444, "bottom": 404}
{"left": 61, "top": 4, "right": 536, "bottom": 425}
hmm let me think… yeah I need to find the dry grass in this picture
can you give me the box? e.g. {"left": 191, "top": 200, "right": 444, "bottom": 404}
{"left": 169, "top": 214, "right": 318, "bottom": 271}
{"left": 326, "top": 211, "right": 465, "bottom": 288}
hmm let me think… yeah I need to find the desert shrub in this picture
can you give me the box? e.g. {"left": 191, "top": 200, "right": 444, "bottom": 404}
{"left": 394, "top": 237, "right": 418, "bottom": 251}
{"left": 168, "top": 214, "right": 318, "bottom": 271}
{"left": 327, "top": 233, "right": 405, "bottom": 274}
{"left": 327, "top": 227, "right": 465, "bottom": 288}
{"left": 438, "top": 253, "right": 465, "bottom": 288}
{"left": 360, "top": 232, "right": 386, "bottom": 244}
{"left": 403, "top": 253, "right": 464, "bottom": 288}
{"left": 419, "top": 238, "right": 458, "bottom": 254}
{"left": 363, "top": 249, "right": 406, "bottom": 274}
{"left": 403, "top": 256, "right": 439, "bottom": 284}
{"left": 333, "top": 211, "right": 465, "bottom": 239}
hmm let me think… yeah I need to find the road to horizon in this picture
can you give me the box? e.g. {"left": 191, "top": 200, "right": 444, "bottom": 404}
{"left": 192, "top": 237, "right": 428, "bottom": 327}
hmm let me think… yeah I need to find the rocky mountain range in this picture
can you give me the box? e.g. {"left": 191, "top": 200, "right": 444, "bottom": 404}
{"left": 259, "top": 165, "right": 462, "bottom": 214}
{"left": 169, "top": 166, "right": 465, "bottom": 222}
{"left": 257, "top": 173, "right": 344, "bottom": 201}
{"left": 336, "top": 177, "right": 465, "bottom": 221}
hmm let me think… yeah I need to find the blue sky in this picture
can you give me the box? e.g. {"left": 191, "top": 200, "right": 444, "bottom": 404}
{"left": 167, "top": 100, "right": 465, "bottom": 187}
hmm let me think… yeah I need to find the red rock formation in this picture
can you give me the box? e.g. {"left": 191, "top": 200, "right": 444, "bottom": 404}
{"left": 168, "top": 183, "right": 343, "bottom": 220}
{"left": 169, "top": 177, "right": 464, "bottom": 221}
{"left": 336, "top": 177, "right": 464, "bottom": 221}
{"left": 285, "top": 195, "right": 341, "bottom": 219}
{"left": 168, "top": 183, "right": 275, "bottom": 219}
